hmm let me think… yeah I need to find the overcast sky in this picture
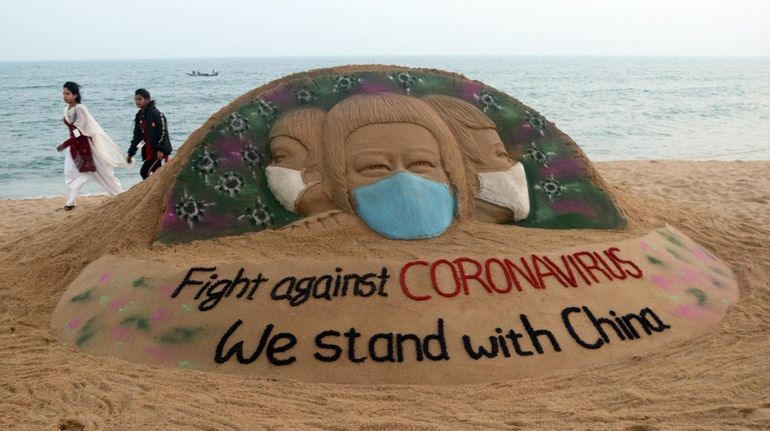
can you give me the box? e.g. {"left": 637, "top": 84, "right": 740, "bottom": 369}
{"left": 2, "top": 0, "right": 769, "bottom": 61}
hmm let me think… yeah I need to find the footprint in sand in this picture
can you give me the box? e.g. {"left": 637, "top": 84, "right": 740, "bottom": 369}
{"left": 58, "top": 419, "right": 85, "bottom": 431}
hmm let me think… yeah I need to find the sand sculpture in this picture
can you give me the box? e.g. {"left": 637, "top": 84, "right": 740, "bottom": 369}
{"left": 50, "top": 66, "right": 739, "bottom": 384}
{"left": 154, "top": 66, "right": 626, "bottom": 243}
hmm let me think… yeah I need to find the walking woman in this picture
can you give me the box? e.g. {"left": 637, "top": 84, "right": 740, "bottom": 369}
{"left": 56, "top": 81, "right": 127, "bottom": 210}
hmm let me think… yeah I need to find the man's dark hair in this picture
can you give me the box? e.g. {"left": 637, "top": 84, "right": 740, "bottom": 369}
{"left": 135, "top": 88, "right": 151, "bottom": 99}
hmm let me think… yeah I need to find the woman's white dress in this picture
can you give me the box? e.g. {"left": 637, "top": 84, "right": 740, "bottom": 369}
{"left": 63, "top": 104, "right": 127, "bottom": 206}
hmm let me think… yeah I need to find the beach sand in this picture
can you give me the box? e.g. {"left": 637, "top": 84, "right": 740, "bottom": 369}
{"left": 1, "top": 160, "right": 768, "bottom": 430}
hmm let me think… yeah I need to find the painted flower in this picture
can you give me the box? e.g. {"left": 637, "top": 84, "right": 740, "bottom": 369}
{"left": 227, "top": 113, "right": 249, "bottom": 135}
{"left": 474, "top": 90, "right": 501, "bottom": 112}
{"left": 214, "top": 171, "right": 246, "bottom": 197}
{"left": 257, "top": 98, "right": 278, "bottom": 123}
{"left": 524, "top": 110, "right": 547, "bottom": 136}
{"left": 241, "top": 143, "right": 264, "bottom": 177}
{"left": 390, "top": 71, "right": 422, "bottom": 93}
{"left": 523, "top": 142, "right": 555, "bottom": 167}
{"left": 333, "top": 75, "right": 360, "bottom": 93}
{"left": 238, "top": 198, "right": 274, "bottom": 229}
{"left": 294, "top": 87, "right": 316, "bottom": 104}
{"left": 174, "top": 191, "right": 211, "bottom": 230}
{"left": 534, "top": 175, "right": 566, "bottom": 201}
{"left": 192, "top": 148, "right": 218, "bottom": 184}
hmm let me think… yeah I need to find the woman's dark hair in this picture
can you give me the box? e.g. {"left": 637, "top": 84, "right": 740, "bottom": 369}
{"left": 63, "top": 81, "right": 81, "bottom": 103}
{"left": 135, "top": 88, "right": 151, "bottom": 99}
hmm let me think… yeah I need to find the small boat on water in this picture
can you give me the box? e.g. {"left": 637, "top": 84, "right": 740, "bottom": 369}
{"left": 188, "top": 70, "right": 219, "bottom": 77}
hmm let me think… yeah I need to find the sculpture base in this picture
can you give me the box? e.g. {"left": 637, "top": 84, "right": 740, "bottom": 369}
{"left": 50, "top": 226, "right": 737, "bottom": 384}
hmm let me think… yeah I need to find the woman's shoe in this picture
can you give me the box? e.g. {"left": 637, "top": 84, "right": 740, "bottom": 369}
{"left": 57, "top": 205, "right": 75, "bottom": 211}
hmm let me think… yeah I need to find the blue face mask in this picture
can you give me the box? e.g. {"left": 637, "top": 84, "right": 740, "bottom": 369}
{"left": 352, "top": 171, "right": 455, "bottom": 240}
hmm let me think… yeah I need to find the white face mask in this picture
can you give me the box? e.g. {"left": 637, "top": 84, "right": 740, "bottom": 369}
{"left": 265, "top": 165, "right": 319, "bottom": 213}
{"left": 476, "top": 163, "right": 530, "bottom": 221}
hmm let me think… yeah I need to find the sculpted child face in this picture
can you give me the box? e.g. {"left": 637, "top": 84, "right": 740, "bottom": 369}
{"left": 421, "top": 94, "right": 528, "bottom": 224}
{"left": 266, "top": 136, "right": 329, "bottom": 216}
{"left": 265, "top": 108, "right": 333, "bottom": 216}
{"left": 469, "top": 129, "right": 529, "bottom": 224}
{"left": 345, "top": 123, "right": 447, "bottom": 190}
{"left": 469, "top": 128, "right": 515, "bottom": 173}
{"left": 269, "top": 136, "right": 308, "bottom": 171}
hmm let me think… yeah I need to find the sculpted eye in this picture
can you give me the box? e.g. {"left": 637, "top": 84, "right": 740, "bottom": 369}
{"left": 360, "top": 164, "right": 390, "bottom": 174}
{"left": 407, "top": 160, "right": 435, "bottom": 170}
{"left": 272, "top": 155, "right": 285, "bottom": 164}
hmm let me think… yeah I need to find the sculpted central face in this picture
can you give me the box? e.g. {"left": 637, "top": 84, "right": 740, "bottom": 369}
{"left": 345, "top": 122, "right": 447, "bottom": 191}
{"left": 344, "top": 122, "right": 455, "bottom": 240}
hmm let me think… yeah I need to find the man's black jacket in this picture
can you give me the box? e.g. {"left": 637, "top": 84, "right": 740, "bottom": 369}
{"left": 128, "top": 101, "right": 172, "bottom": 160}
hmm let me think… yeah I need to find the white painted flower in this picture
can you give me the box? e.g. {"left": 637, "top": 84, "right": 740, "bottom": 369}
{"left": 215, "top": 171, "right": 245, "bottom": 197}
{"left": 474, "top": 90, "right": 501, "bottom": 112}
{"left": 238, "top": 198, "right": 274, "bottom": 229}
{"left": 534, "top": 175, "right": 566, "bottom": 201}
{"left": 174, "top": 191, "right": 211, "bottom": 230}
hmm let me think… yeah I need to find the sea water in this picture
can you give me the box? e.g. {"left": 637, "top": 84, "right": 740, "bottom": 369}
{"left": 0, "top": 56, "right": 768, "bottom": 199}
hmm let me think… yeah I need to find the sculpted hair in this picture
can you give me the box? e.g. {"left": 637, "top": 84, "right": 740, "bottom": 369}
{"left": 63, "top": 81, "right": 81, "bottom": 103}
{"left": 423, "top": 95, "right": 497, "bottom": 183}
{"left": 322, "top": 92, "right": 471, "bottom": 217}
{"left": 268, "top": 108, "right": 326, "bottom": 172}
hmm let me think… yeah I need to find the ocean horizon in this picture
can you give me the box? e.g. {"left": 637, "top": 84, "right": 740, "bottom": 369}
{"left": 1, "top": 55, "right": 769, "bottom": 199}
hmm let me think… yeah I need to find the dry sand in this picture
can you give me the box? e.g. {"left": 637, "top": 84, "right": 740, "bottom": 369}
{"left": 1, "top": 160, "right": 769, "bottom": 430}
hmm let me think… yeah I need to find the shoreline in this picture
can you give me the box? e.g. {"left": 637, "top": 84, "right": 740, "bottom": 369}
{"left": 2, "top": 159, "right": 768, "bottom": 202}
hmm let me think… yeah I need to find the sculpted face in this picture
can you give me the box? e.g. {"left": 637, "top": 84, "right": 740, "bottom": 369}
{"left": 269, "top": 136, "right": 307, "bottom": 170}
{"left": 345, "top": 123, "right": 447, "bottom": 191}
{"left": 344, "top": 122, "right": 455, "bottom": 240}
{"left": 467, "top": 128, "right": 529, "bottom": 224}
{"left": 457, "top": 128, "right": 517, "bottom": 224}
{"left": 469, "top": 129, "right": 515, "bottom": 172}
{"left": 267, "top": 136, "right": 330, "bottom": 215}
{"left": 421, "top": 94, "right": 529, "bottom": 224}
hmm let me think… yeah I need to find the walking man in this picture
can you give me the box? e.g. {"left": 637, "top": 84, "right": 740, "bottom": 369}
{"left": 127, "top": 88, "right": 172, "bottom": 179}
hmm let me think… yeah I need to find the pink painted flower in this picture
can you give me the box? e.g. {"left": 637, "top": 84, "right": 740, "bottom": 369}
{"left": 680, "top": 268, "right": 708, "bottom": 285}
{"left": 145, "top": 346, "right": 175, "bottom": 362}
{"left": 152, "top": 308, "right": 172, "bottom": 323}
{"left": 458, "top": 80, "right": 484, "bottom": 102}
{"left": 111, "top": 327, "right": 132, "bottom": 342}
{"left": 674, "top": 304, "right": 701, "bottom": 319}
{"left": 691, "top": 245, "right": 715, "bottom": 262}
{"left": 109, "top": 297, "right": 129, "bottom": 311}
{"left": 265, "top": 84, "right": 294, "bottom": 105}
{"left": 651, "top": 274, "right": 673, "bottom": 291}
